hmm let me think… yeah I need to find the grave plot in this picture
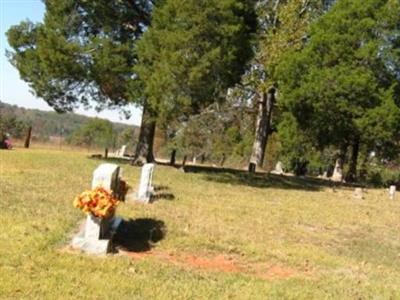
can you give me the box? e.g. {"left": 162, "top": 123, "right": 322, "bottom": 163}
{"left": 71, "top": 163, "right": 123, "bottom": 255}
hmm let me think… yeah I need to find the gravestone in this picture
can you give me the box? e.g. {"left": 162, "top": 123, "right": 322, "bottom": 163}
{"left": 72, "top": 163, "right": 122, "bottom": 255}
{"left": 136, "top": 163, "right": 155, "bottom": 203}
{"left": 91, "top": 163, "right": 121, "bottom": 193}
{"left": 271, "top": 161, "right": 284, "bottom": 175}
{"left": 353, "top": 188, "right": 364, "bottom": 200}
{"left": 116, "top": 145, "right": 127, "bottom": 157}
{"left": 389, "top": 185, "right": 396, "bottom": 200}
{"left": 331, "top": 159, "right": 343, "bottom": 182}
{"left": 318, "top": 171, "right": 328, "bottom": 179}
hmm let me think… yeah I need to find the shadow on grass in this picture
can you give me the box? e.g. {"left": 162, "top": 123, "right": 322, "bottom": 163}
{"left": 151, "top": 193, "right": 175, "bottom": 203}
{"left": 183, "top": 165, "right": 342, "bottom": 191}
{"left": 113, "top": 218, "right": 166, "bottom": 252}
{"left": 89, "top": 156, "right": 134, "bottom": 166}
{"left": 150, "top": 185, "right": 174, "bottom": 203}
{"left": 154, "top": 185, "right": 170, "bottom": 192}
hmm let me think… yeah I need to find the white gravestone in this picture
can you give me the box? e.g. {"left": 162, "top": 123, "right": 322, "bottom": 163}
{"left": 389, "top": 185, "right": 396, "bottom": 200}
{"left": 114, "top": 145, "right": 127, "bottom": 157}
{"left": 331, "top": 159, "right": 343, "bottom": 182}
{"left": 271, "top": 161, "right": 284, "bottom": 175}
{"left": 353, "top": 188, "right": 364, "bottom": 200}
{"left": 318, "top": 171, "right": 328, "bottom": 179}
{"left": 118, "top": 145, "right": 127, "bottom": 157}
{"left": 92, "top": 163, "right": 120, "bottom": 192}
{"left": 136, "top": 163, "right": 155, "bottom": 203}
{"left": 72, "top": 163, "right": 122, "bottom": 255}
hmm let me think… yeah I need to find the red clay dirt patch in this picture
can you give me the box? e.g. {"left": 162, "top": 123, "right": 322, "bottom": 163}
{"left": 120, "top": 249, "right": 297, "bottom": 280}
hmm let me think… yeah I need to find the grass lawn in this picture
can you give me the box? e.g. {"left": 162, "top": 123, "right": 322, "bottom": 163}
{"left": 1, "top": 148, "right": 399, "bottom": 299}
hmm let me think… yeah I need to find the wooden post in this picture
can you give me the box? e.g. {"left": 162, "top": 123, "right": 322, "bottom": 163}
{"left": 182, "top": 155, "right": 187, "bottom": 168}
{"left": 24, "top": 126, "right": 32, "bottom": 148}
{"left": 200, "top": 154, "right": 205, "bottom": 164}
{"left": 220, "top": 153, "right": 226, "bottom": 167}
{"left": 248, "top": 162, "right": 256, "bottom": 173}
{"left": 170, "top": 149, "right": 176, "bottom": 166}
{"left": 104, "top": 148, "right": 108, "bottom": 159}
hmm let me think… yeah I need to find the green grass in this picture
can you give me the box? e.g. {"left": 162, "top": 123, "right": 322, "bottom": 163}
{"left": 1, "top": 148, "right": 400, "bottom": 299}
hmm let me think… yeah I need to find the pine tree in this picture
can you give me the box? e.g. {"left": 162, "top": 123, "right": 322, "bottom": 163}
{"left": 134, "top": 0, "right": 257, "bottom": 126}
{"left": 7, "top": 0, "right": 156, "bottom": 161}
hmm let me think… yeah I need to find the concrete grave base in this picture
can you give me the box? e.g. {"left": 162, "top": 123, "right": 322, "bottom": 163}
{"left": 72, "top": 215, "right": 122, "bottom": 255}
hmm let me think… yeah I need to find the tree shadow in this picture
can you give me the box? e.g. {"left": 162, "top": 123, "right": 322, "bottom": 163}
{"left": 154, "top": 185, "right": 170, "bottom": 192}
{"left": 113, "top": 218, "right": 166, "bottom": 252}
{"left": 89, "top": 156, "right": 134, "bottom": 166}
{"left": 151, "top": 193, "right": 175, "bottom": 203}
{"left": 183, "top": 165, "right": 347, "bottom": 191}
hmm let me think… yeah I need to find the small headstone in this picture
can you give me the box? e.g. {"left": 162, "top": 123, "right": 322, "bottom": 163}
{"left": 136, "top": 163, "right": 155, "bottom": 203}
{"left": 353, "top": 188, "right": 364, "bottom": 200}
{"left": 72, "top": 163, "right": 122, "bottom": 255}
{"left": 389, "top": 185, "right": 396, "bottom": 200}
{"left": 318, "top": 171, "right": 328, "bottom": 179}
{"left": 331, "top": 159, "right": 343, "bottom": 182}
{"left": 271, "top": 161, "right": 284, "bottom": 175}
{"left": 119, "top": 145, "right": 127, "bottom": 157}
{"left": 114, "top": 145, "right": 127, "bottom": 157}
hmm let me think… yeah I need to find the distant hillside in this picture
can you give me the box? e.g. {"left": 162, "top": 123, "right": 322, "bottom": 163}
{"left": 0, "top": 101, "right": 139, "bottom": 139}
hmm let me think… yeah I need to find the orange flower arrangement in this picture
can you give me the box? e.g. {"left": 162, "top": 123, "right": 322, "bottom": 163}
{"left": 73, "top": 187, "right": 120, "bottom": 219}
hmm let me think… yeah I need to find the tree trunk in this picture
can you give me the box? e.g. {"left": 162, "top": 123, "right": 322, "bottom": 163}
{"left": 24, "top": 126, "right": 32, "bottom": 148}
{"left": 132, "top": 102, "right": 156, "bottom": 165}
{"left": 248, "top": 87, "right": 275, "bottom": 172}
{"left": 346, "top": 137, "right": 360, "bottom": 182}
{"left": 182, "top": 155, "right": 188, "bottom": 168}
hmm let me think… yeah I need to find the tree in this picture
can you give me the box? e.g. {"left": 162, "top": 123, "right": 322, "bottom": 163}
{"left": 67, "top": 118, "right": 115, "bottom": 149}
{"left": 244, "top": 0, "right": 328, "bottom": 172}
{"left": 0, "top": 114, "right": 28, "bottom": 139}
{"left": 133, "top": 0, "right": 257, "bottom": 132}
{"left": 6, "top": 0, "right": 156, "bottom": 161}
{"left": 278, "top": 0, "right": 400, "bottom": 181}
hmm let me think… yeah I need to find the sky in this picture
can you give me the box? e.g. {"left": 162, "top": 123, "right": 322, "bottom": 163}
{"left": 0, "top": 0, "right": 142, "bottom": 126}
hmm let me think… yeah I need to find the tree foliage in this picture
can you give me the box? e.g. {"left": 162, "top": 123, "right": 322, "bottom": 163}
{"left": 277, "top": 0, "right": 400, "bottom": 168}
{"left": 6, "top": 0, "right": 155, "bottom": 113}
{"left": 134, "top": 0, "right": 257, "bottom": 124}
{"left": 66, "top": 118, "right": 115, "bottom": 148}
